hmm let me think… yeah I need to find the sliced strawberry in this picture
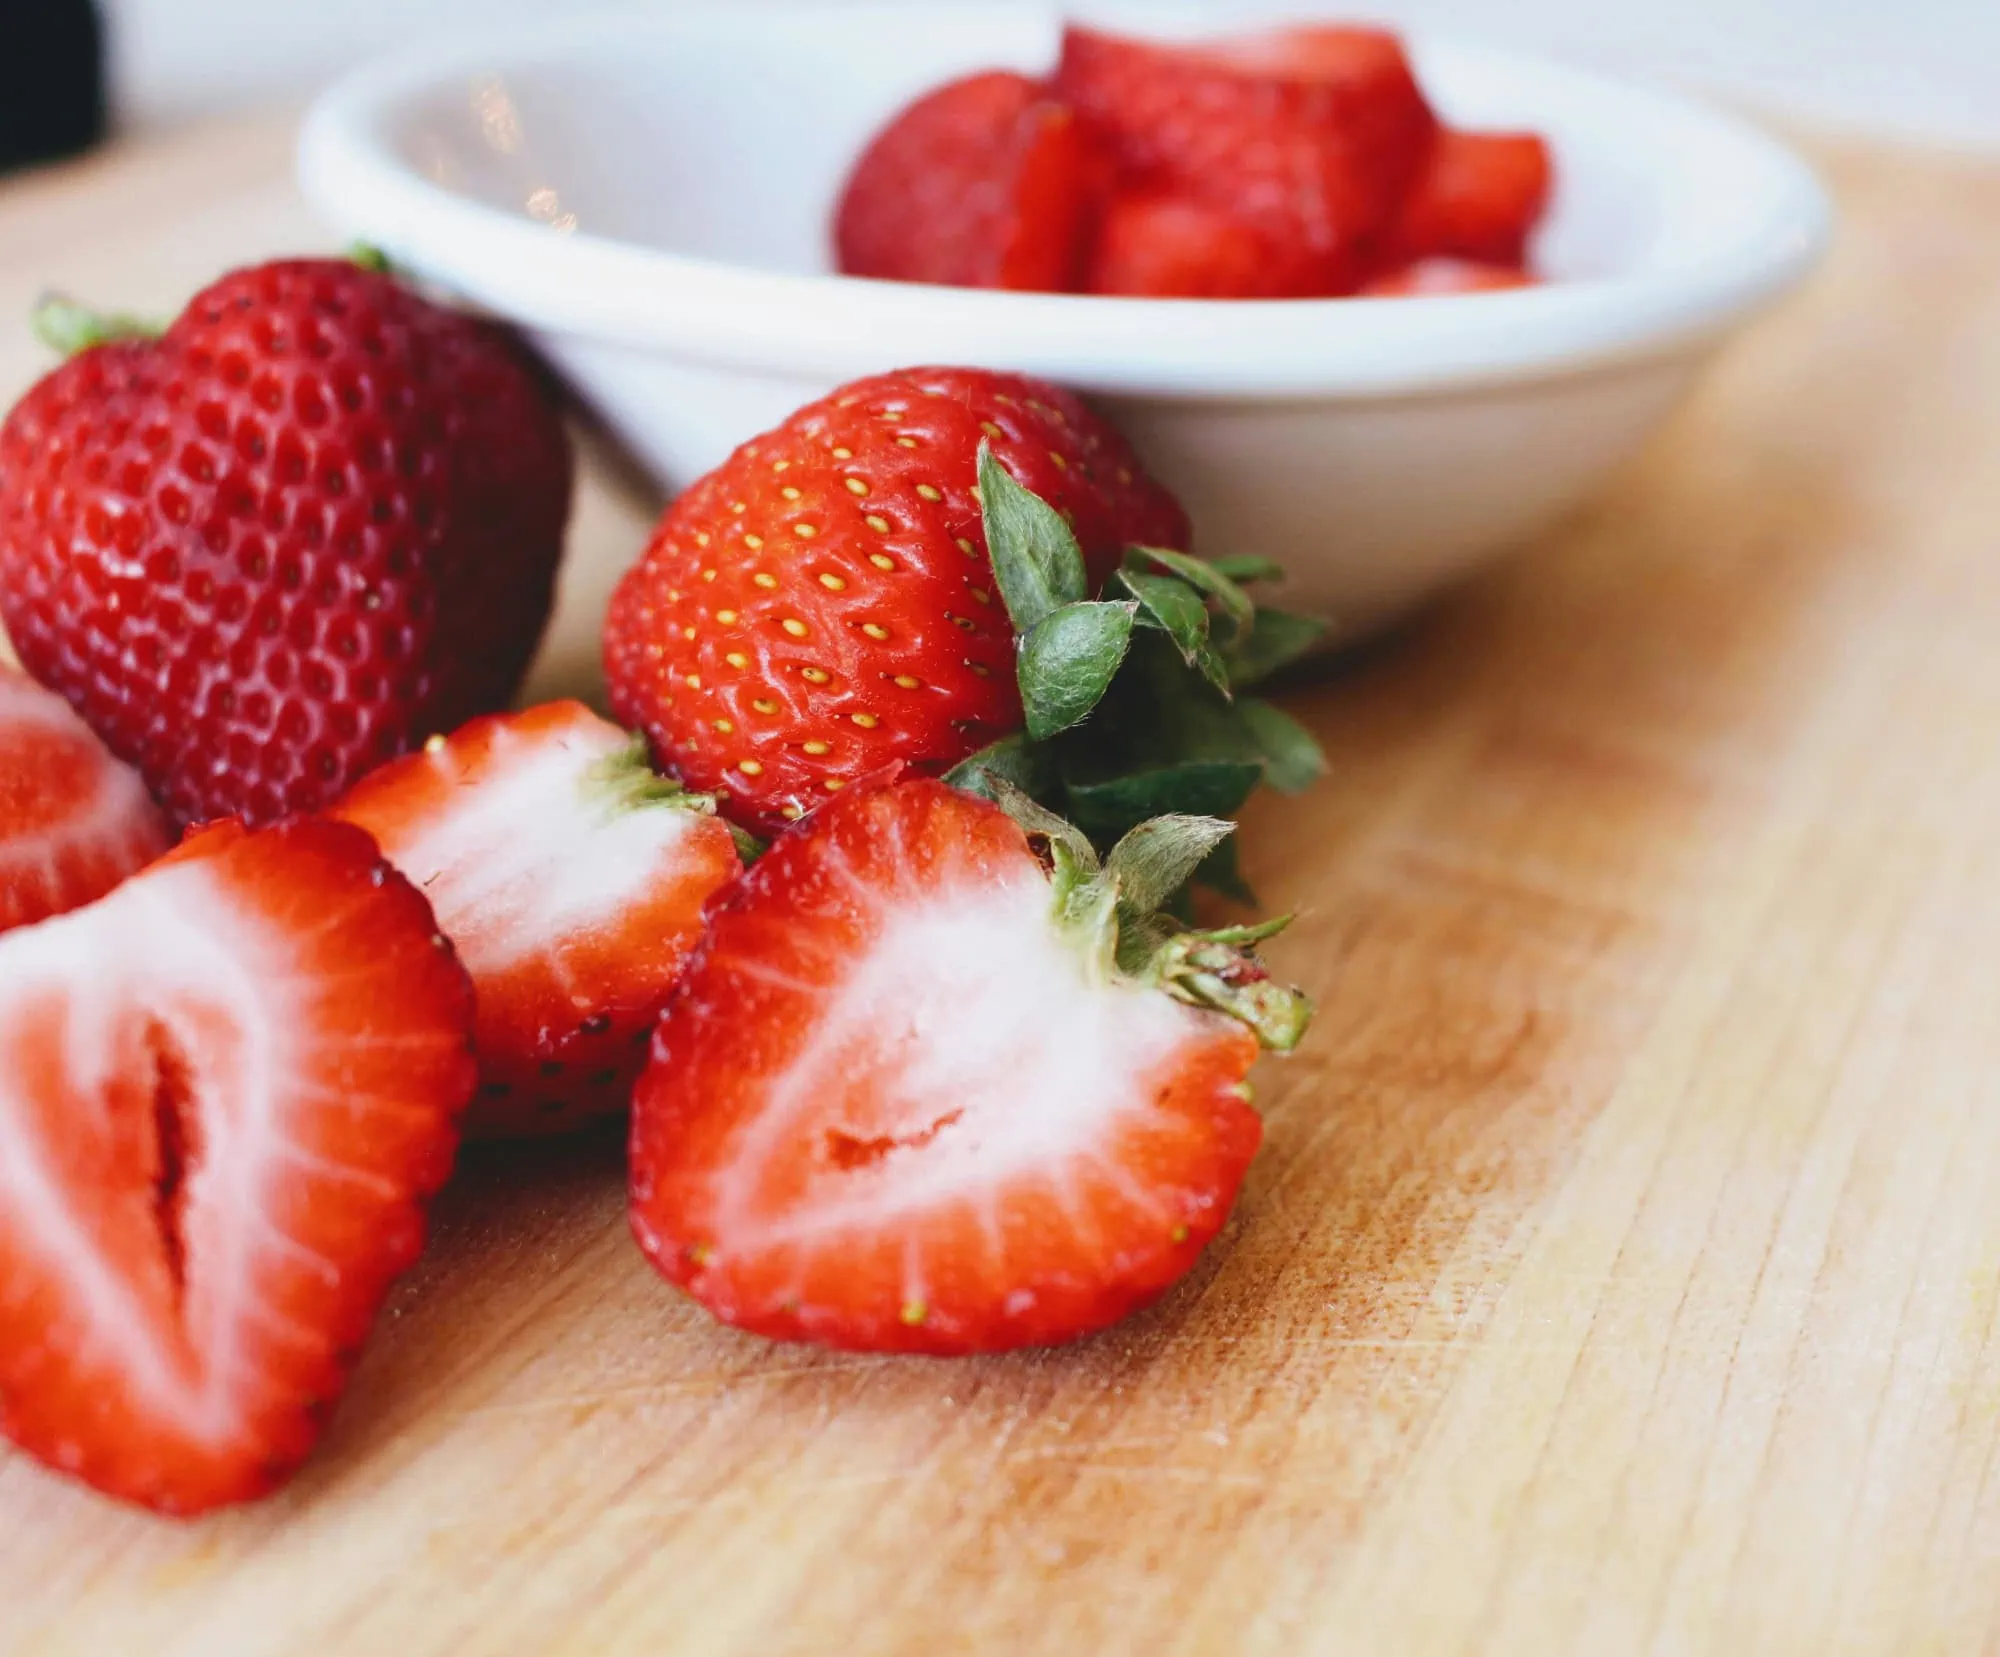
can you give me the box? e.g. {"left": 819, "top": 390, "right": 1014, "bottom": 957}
{"left": 834, "top": 70, "right": 1104, "bottom": 292}
{"left": 1391, "top": 130, "right": 1554, "bottom": 266}
{"left": 1055, "top": 24, "right": 1435, "bottom": 275}
{"left": 333, "top": 701, "right": 743, "bottom": 1136}
{"left": 1362, "top": 258, "right": 1538, "bottom": 297}
{"left": 0, "top": 665, "right": 170, "bottom": 931}
{"left": 0, "top": 817, "right": 475, "bottom": 1513}
{"left": 629, "top": 777, "right": 1309, "bottom": 1355}
{"left": 1087, "top": 191, "right": 1343, "bottom": 298}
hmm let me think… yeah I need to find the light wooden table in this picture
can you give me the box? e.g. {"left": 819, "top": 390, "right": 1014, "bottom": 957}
{"left": 3, "top": 110, "right": 2000, "bottom": 1657}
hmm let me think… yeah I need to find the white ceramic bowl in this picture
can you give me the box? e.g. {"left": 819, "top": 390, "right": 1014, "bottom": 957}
{"left": 298, "top": 4, "right": 1830, "bottom": 629}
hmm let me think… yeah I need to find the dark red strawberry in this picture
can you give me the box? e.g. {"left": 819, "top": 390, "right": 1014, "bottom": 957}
{"left": 1087, "top": 191, "right": 1340, "bottom": 298}
{"left": 0, "top": 815, "right": 476, "bottom": 1513}
{"left": 602, "top": 366, "right": 1189, "bottom": 837}
{"left": 835, "top": 70, "right": 1106, "bottom": 291}
{"left": 630, "top": 776, "right": 1307, "bottom": 1354}
{"left": 1055, "top": 23, "right": 1435, "bottom": 278}
{"left": 0, "top": 663, "right": 169, "bottom": 929}
{"left": 1390, "top": 130, "right": 1554, "bottom": 266}
{"left": 333, "top": 700, "right": 743, "bottom": 1136}
{"left": 0, "top": 258, "right": 573, "bottom": 830}
{"left": 1362, "top": 258, "right": 1538, "bottom": 297}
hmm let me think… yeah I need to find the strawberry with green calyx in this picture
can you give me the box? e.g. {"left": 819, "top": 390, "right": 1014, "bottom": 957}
{"left": 628, "top": 773, "right": 1310, "bottom": 1355}
{"left": 951, "top": 443, "right": 1327, "bottom": 880}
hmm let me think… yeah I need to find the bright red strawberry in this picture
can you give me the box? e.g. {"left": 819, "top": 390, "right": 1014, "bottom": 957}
{"left": 630, "top": 776, "right": 1308, "bottom": 1355}
{"left": 0, "top": 258, "right": 573, "bottom": 830}
{"left": 1055, "top": 24, "right": 1435, "bottom": 278}
{"left": 602, "top": 367, "right": 1189, "bottom": 837}
{"left": 333, "top": 700, "right": 742, "bottom": 1136}
{"left": 0, "top": 815, "right": 475, "bottom": 1513}
{"left": 835, "top": 70, "right": 1106, "bottom": 292}
{"left": 1390, "top": 130, "right": 1554, "bottom": 266}
{"left": 1362, "top": 258, "right": 1538, "bottom": 297}
{"left": 0, "top": 663, "right": 170, "bottom": 929}
{"left": 1087, "top": 191, "right": 1340, "bottom": 298}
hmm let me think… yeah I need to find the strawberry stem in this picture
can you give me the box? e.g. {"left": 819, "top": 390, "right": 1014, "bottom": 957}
{"left": 31, "top": 294, "right": 163, "bottom": 357}
{"left": 1148, "top": 927, "right": 1312, "bottom": 1053}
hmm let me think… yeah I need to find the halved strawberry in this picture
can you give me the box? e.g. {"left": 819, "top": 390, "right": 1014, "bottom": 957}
{"left": 629, "top": 776, "right": 1309, "bottom": 1355}
{"left": 0, "top": 664, "right": 170, "bottom": 931}
{"left": 834, "top": 70, "right": 1105, "bottom": 292}
{"left": 1055, "top": 23, "right": 1435, "bottom": 277}
{"left": 0, "top": 816, "right": 475, "bottom": 1513}
{"left": 1362, "top": 258, "right": 1537, "bottom": 297}
{"left": 1390, "top": 130, "right": 1554, "bottom": 266}
{"left": 1086, "top": 192, "right": 1341, "bottom": 298}
{"left": 333, "top": 701, "right": 743, "bottom": 1136}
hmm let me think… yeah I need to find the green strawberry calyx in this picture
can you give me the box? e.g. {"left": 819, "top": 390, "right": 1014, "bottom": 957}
{"left": 951, "top": 442, "right": 1331, "bottom": 901}
{"left": 979, "top": 776, "right": 1311, "bottom": 1054}
{"left": 586, "top": 733, "right": 763, "bottom": 862}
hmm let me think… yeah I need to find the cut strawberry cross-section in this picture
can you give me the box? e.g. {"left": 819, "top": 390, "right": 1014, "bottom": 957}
{"left": 0, "top": 664, "right": 170, "bottom": 932}
{"left": 0, "top": 817, "right": 476, "bottom": 1514}
{"left": 629, "top": 775, "right": 1309, "bottom": 1355}
{"left": 333, "top": 701, "right": 745, "bottom": 1135}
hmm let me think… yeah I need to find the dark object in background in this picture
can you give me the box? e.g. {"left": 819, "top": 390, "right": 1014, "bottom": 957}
{"left": 0, "top": 0, "right": 105, "bottom": 173}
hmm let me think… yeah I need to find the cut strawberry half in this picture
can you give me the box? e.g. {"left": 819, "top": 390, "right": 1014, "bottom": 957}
{"left": 1086, "top": 191, "right": 1344, "bottom": 298}
{"left": 834, "top": 70, "right": 1105, "bottom": 292}
{"left": 1055, "top": 23, "right": 1435, "bottom": 275}
{"left": 333, "top": 701, "right": 744, "bottom": 1135}
{"left": 0, "top": 665, "right": 170, "bottom": 931}
{"left": 629, "top": 776, "right": 1309, "bottom": 1355}
{"left": 1390, "top": 129, "right": 1554, "bottom": 266}
{"left": 0, "top": 817, "right": 476, "bottom": 1513}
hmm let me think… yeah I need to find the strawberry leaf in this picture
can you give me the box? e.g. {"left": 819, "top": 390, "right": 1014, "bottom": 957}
{"left": 979, "top": 442, "right": 1087, "bottom": 632}
{"left": 1126, "top": 546, "right": 1255, "bottom": 632}
{"left": 973, "top": 772, "right": 1099, "bottom": 873}
{"left": 1019, "top": 600, "right": 1136, "bottom": 741}
{"left": 945, "top": 732, "right": 1060, "bottom": 805}
{"left": 1063, "top": 758, "right": 1265, "bottom": 848}
{"left": 1206, "top": 554, "right": 1287, "bottom": 586}
{"left": 1236, "top": 698, "right": 1326, "bottom": 794}
{"left": 1226, "top": 607, "right": 1328, "bottom": 687}
{"left": 1105, "top": 815, "right": 1236, "bottom": 924}
{"left": 1112, "top": 571, "right": 1230, "bottom": 695}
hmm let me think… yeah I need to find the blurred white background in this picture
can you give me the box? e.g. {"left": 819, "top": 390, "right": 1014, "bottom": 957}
{"left": 106, "top": 0, "right": 2000, "bottom": 147}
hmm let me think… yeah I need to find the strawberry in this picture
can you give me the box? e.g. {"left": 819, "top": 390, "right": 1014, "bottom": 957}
{"left": 0, "top": 663, "right": 170, "bottom": 930}
{"left": 1390, "top": 130, "right": 1554, "bottom": 267}
{"left": 1362, "top": 259, "right": 1538, "bottom": 297}
{"left": 835, "top": 70, "right": 1106, "bottom": 292}
{"left": 332, "top": 700, "right": 743, "bottom": 1136}
{"left": 629, "top": 776, "right": 1307, "bottom": 1354}
{"left": 602, "top": 366, "right": 1190, "bottom": 837}
{"left": 1054, "top": 24, "right": 1435, "bottom": 282}
{"left": 0, "top": 257, "right": 573, "bottom": 830}
{"left": 1086, "top": 191, "right": 1339, "bottom": 299}
{"left": 0, "top": 815, "right": 476, "bottom": 1513}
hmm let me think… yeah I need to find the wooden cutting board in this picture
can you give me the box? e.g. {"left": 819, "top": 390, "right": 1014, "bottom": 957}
{"left": 3, "top": 111, "right": 2000, "bottom": 1657}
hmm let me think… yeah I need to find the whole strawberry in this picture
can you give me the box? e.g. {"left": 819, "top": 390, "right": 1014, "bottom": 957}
{"left": 0, "top": 257, "right": 573, "bottom": 827}
{"left": 603, "top": 366, "right": 1188, "bottom": 836}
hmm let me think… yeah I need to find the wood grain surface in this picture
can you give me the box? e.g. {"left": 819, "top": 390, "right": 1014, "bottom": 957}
{"left": 2, "top": 111, "right": 1999, "bottom": 1657}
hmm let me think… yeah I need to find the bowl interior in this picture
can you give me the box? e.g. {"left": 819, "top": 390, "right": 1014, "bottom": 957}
{"left": 380, "top": 4, "right": 1757, "bottom": 287}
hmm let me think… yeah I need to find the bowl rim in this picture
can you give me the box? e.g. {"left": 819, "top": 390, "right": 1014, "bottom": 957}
{"left": 296, "top": 2, "right": 1833, "bottom": 399}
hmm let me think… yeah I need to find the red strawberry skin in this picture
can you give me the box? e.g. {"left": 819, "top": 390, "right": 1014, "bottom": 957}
{"left": 0, "top": 815, "right": 475, "bottom": 1513}
{"left": 1362, "top": 258, "right": 1538, "bottom": 297}
{"left": 0, "top": 258, "right": 573, "bottom": 830}
{"left": 603, "top": 367, "right": 1189, "bottom": 837}
{"left": 1055, "top": 24, "right": 1435, "bottom": 281}
{"left": 629, "top": 777, "right": 1262, "bottom": 1356}
{"left": 835, "top": 70, "right": 1105, "bottom": 292}
{"left": 1391, "top": 130, "right": 1554, "bottom": 266}
{"left": 1087, "top": 191, "right": 1340, "bottom": 298}
{"left": 333, "top": 700, "right": 742, "bottom": 1135}
{"left": 0, "top": 664, "right": 170, "bottom": 930}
